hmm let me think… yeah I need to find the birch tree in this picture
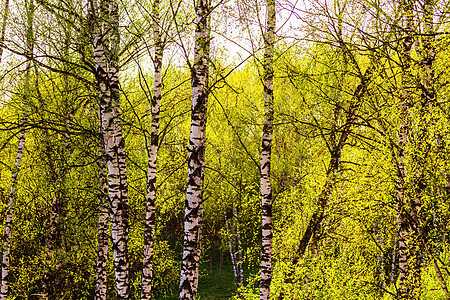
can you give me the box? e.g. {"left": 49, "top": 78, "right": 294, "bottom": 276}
{"left": 106, "top": 0, "right": 130, "bottom": 295}
{"left": 90, "top": 0, "right": 130, "bottom": 297}
{"left": 89, "top": 0, "right": 110, "bottom": 298}
{"left": 259, "top": 0, "right": 275, "bottom": 299}
{"left": 178, "top": 0, "right": 210, "bottom": 298}
{"left": 0, "top": 0, "right": 33, "bottom": 297}
{"left": 95, "top": 112, "right": 109, "bottom": 300}
{"left": 141, "top": 0, "right": 163, "bottom": 298}
{"left": 395, "top": 0, "right": 423, "bottom": 297}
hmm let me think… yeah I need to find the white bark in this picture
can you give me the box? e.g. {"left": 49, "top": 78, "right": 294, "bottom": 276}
{"left": 90, "top": 0, "right": 130, "bottom": 297}
{"left": 89, "top": 1, "right": 110, "bottom": 298}
{"left": 141, "top": 0, "right": 163, "bottom": 298}
{"left": 106, "top": 0, "right": 130, "bottom": 297}
{"left": 95, "top": 109, "right": 109, "bottom": 300}
{"left": 260, "top": 0, "right": 275, "bottom": 299}
{"left": 178, "top": 1, "right": 210, "bottom": 298}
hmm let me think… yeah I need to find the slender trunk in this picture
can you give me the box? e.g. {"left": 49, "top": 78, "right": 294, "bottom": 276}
{"left": 293, "top": 58, "right": 374, "bottom": 262}
{"left": 391, "top": 235, "right": 397, "bottom": 284}
{"left": 432, "top": 257, "right": 449, "bottom": 299}
{"left": 90, "top": 0, "right": 130, "bottom": 297}
{"left": 235, "top": 205, "right": 244, "bottom": 287}
{"left": 0, "top": 105, "right": 27, "bottom": 300}
{"left": 0, "top": 1, "right": 32, "bottom": 297}
{"left": 259, "top": 1, "right": 275, "bottom": 299}
{"left": 379, "top": 231, "right": 385, "bottom": 289}
{"left": 397, "top": 1, "right": 422, "bottom": 298}
{"left": 141, "top": 0, "right": 162, "bottom": 298}
{"left": 107, "top": 0, "right": 130, "bottom": 297}
{"left": 89, "top": 1, "right": 110, "bottom": 298}
{"left": 226, "top": 205, "right": 244, "bottom": 287}
{"left": 225, "top": 212, "right": 238, "bottom": 285}
{"left": 295, "top": 180, "right": 333, "bottom": 260}
{"left": 178, "top": 1, "right": 210, "bottom": 299}
{"left": 95, "top": 111, "right": 109, "bottom": 300}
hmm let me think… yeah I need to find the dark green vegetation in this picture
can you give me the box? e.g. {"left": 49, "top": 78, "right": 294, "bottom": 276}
{"left": 156, "top": 262, "right": 244, "bottom": 300}
{"left": 0, "top": 0, "right": 450, "bottom": 299}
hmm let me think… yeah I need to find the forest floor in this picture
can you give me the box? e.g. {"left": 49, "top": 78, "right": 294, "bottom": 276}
{"left": 155, "top": 262, "right": 247, "bottom": 300}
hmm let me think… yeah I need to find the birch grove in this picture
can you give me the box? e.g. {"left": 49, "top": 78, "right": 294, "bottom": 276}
{"left": 0, "top": 0, "right": 449, "bottom": 298}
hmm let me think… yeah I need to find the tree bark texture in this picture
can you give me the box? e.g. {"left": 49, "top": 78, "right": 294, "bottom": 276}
{"left": 259, "top": 1, "right": 275, "bottom": 299}
{"left": 106, "top": 0, "right": 130, "bottom": 297}
{"left": 178, "top": 0, "right": 210, "bottom": 298}
{"left": 95, "top": 111, "right": 109, "bottom": 300}
{"left": 396, "top": 0, "right": 422, "bottom": 298}
{"left": 141, "top": 0, "right": 162, "bottom": 298}
{"left": 89, "top": 1, "right": 110, "bottom": 299}
{"left": 90, "top": 0, "right": 130, "bottom": 297}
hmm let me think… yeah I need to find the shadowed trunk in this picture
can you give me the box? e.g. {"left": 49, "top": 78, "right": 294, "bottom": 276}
{"left": 95, "top": 109, "right": 109, "bottom": 300}
{"left": 141, "top": 0, "right": 163, "bottom": 298}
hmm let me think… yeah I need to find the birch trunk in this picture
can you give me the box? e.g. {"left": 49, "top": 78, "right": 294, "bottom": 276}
{"left": 178, "top": 0, "right": 210, "bottom": 298}
{"left": 141, "top": 0, "right": 162, "bottom": 298}
{"left": 95, "top": 110, "right": 109, "bottom": 300}
{"left": 106, "top": 0, "right": 130, "bottom": 297}
{"left": 90, "top": 0, "right": 130, "bottom": 297}
{"left": 0, "top": 101, "right": 27, "bottom": 300}
{"left": 225, "top": 213, "right": 238, "bottom": 284}
{"left": 225, "top": 205, "right": 244, "bottom": 287}
{"left": 259, "top": 1, "right": 275, "bottom": 299}
{"left": 0, "top": 0, "right": 32, "bottom": 297}
{"left": 89, "top": 1, "right": 110, "bottom": 298}
{"left": 396, "top": 1, "right": 421, "bottom": 298}
{"left": 235, "top": 206, "right": 244, "bottom": 287}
